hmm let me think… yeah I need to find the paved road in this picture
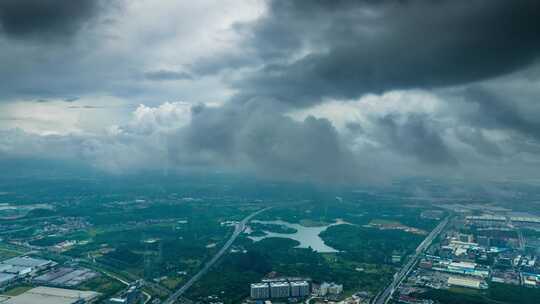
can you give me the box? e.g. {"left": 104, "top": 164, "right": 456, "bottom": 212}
{"left": 164, "top": 207, "right": 271, "bottom": 304}
{"left": 371, "top": 216, "right": 450, "bottom": 304}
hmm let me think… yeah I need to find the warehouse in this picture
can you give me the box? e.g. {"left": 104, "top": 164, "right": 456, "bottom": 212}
{"left": 447, "top": 276, "right": 487, "bottom": 289}
{"left": 4, "top": 286, "right": 100, "bottom": 304}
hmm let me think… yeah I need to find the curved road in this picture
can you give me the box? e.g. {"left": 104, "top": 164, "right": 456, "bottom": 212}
{"left": 164, "top": 207, "right": 271, "bottom": 304}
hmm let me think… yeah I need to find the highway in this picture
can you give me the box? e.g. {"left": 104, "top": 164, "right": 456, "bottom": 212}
{"left": 164, "top": 207, "right": 271, "bottom": 304}
{"left": 371, "top": 216, "right": 450, "bottom": 304}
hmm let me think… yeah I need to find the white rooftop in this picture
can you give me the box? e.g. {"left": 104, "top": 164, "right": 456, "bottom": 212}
{"left": 270, "top": 282, "right": 290, "bottom": 287}
{"left": 251, "top": 283, "right": 269, "bottom": 288}
{"left": 0, "top": 273, "right": 15, "bottom": 283}
{"left": 4, "top": 286, "right": 100, "bottom": 304}
{"left": 1, "top": 256, "right": 52, "bottom": 268}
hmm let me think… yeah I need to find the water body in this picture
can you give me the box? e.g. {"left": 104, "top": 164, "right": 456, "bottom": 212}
{"left": 247, "top": 219, "right": 349, "bottom": 253}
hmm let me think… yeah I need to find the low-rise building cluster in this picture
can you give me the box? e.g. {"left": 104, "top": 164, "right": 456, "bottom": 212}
{"left": 0, "top": 256, "right": 56, "bottom": 287}
{"left": 395, "top": 212, "right": 540, "bottom": 303}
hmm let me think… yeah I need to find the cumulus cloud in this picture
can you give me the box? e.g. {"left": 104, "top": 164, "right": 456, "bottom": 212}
{"left": 3, "top": 91, "right": 540, "bottom": 183}
{"left": 167, "top": 100, "right": 368, "bottom": 183}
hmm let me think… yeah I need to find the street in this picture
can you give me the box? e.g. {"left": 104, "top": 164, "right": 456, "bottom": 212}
{"left": 164, "top": 207, "right": 271, "bottom": 304}
{"left": 371, "top": 216, "right": 449, "bottom": 304}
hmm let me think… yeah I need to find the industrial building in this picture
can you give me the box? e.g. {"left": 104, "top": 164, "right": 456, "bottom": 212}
{"left": 458, "top": 233, "right": 475, "bottom": 243}
{"left": 0, "top": 256, "right": 55, "bottom": 276}
{"left": 33, "top": 267, "right": 99, "bottom": 287}
{"left": 2, "top": 256, "right": 54, "bottom": 269}
{"left": 466, "top": 215, "right": 507, "bottom": 228}
{"left": 250, "top": 283, "right": 270, "bottom": 299}
{"left": 290, "top": 281, "right": 310, "bottom": 297}
{"left": 0, "top": 264, "right": 31, "bottom": 277}
{"left": 510, "top": 216, "right": 540, "bottom": 224}
{"left": 270, "top": 281, "right": 290, "bottom": 298}
{"left": 425, "top": 258, "right": 490, "bottom": 278}
{"left": 522, "top": 273, "right": 540, "bottom": 287}
{"left": 0, "top": 273, "right": 16, "bottom": 287}
{"left": 4, "top": 286, "right": 100, "bottom": 304}
{"left": 447, "top": 276, "right": 487, "bottom": 289}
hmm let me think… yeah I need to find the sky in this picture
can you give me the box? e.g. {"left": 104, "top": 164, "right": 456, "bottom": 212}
{"left": 1, "top": 0, "right": 540, "bottom": 184}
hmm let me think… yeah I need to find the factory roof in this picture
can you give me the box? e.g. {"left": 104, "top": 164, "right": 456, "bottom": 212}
{"left": 447, "top": 276, "right": 482, "bottom": 289}
{"left": 0, "top": 273, "right": 15, "bottom": 284}
{"left": 510, "top": 216, "right": 540, "bottom": 223}
{"left": 466, "top": 215, "right": 506, "bottom": 221}
{"left": 4, "top": 286, "right": 100, "bottom": 304}
{"left": 450, "top": 261, "right": 477, "bottom": 269}
{"left": 2, "top": 256, "right": 52, "bottom": 268}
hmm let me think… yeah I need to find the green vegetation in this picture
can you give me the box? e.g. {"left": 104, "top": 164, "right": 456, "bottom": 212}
{"left": 161, "top": 276, "right": 184, "bottom": 290}
{"left": 78, "top": 276, "right": 124, "bottom": 298}
{"left": 188, "top": 235, "right": 395, "bottom": 303}
{"left": 0, "top": 247, "right": 26, "bottom": 260}
{"left": 0, "top": 174, "right": 454, "bottom": 304}
{"left": 320, "top": 224, "right": 422, "bottom": 263}
{"left": 250, "top": 222, "right": 297, "bottom": 234}
{"left": 2, "top": 285, "right": 33, "bottom": 296}
{"left": 418, "top": 283, "right": 540, "bottom": 304}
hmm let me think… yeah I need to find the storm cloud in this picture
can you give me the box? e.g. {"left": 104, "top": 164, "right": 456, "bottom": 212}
{"left": 228, "top": 0, "right": 540, "bottom": 106}
{"left": 375, "top": 114, "right": 457, "bottom": 166}
{"left": 463, "top": 87, "right": 540, "bottom": 140}
{"left": 2, "top": 0, "right": 540, "bottom": 183}
{"left": 168, "top": 101, "right": 365, "bottom": 183}
{"left": 0, "top": 0, "right": 105, "bottom": 40}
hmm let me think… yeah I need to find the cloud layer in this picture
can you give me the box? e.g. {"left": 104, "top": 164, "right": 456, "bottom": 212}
{"left": 0, "top": 0, "right": 104, "bottom": 40}
{"left": 1, "top": 0, "right": 540, "bottom": 183}
{"left": 228, "top": 0, "right": 540, "bottom": 106}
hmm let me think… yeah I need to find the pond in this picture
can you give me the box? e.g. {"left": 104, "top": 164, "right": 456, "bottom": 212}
{"left": 246, "top": 219, "right": 350, "bottom": 253}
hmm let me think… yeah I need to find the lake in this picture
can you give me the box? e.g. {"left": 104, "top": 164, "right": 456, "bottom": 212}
{"left": 246, "top": 219, "right": 349, "bottom": 253}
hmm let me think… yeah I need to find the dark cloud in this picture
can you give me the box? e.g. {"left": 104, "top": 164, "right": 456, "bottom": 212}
{"left": 168, "top": 101, "right": 364, "bottom": 183}
{"left": 375, "top": 114, "right": 457, "bottom": 166}
{"left": 2, "top": 0, "right": 540, "bottom": 183}
{"left": 0, "top": 0, "right": 104, "bottom": 41}
{"left": 229, "top": 0, "right": 540, "bottom": 106}
{"left": 144, "top": 70, "right": 193, "bottom": 81}
{"left": 454, "top": 128, "right": 503, "bottom": 158}
{"left": 463, "top": 87, "right": 540, "bottom": 141}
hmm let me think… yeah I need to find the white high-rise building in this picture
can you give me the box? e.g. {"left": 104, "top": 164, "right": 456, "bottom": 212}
{"left": 290, "top": 281, "right": 310, "bottom": 297}
{"left": 270, "top": 282, "right": 290, "bottom": 298}
{"left": 251, "top": 283, "right": 270, "bottom": 299}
